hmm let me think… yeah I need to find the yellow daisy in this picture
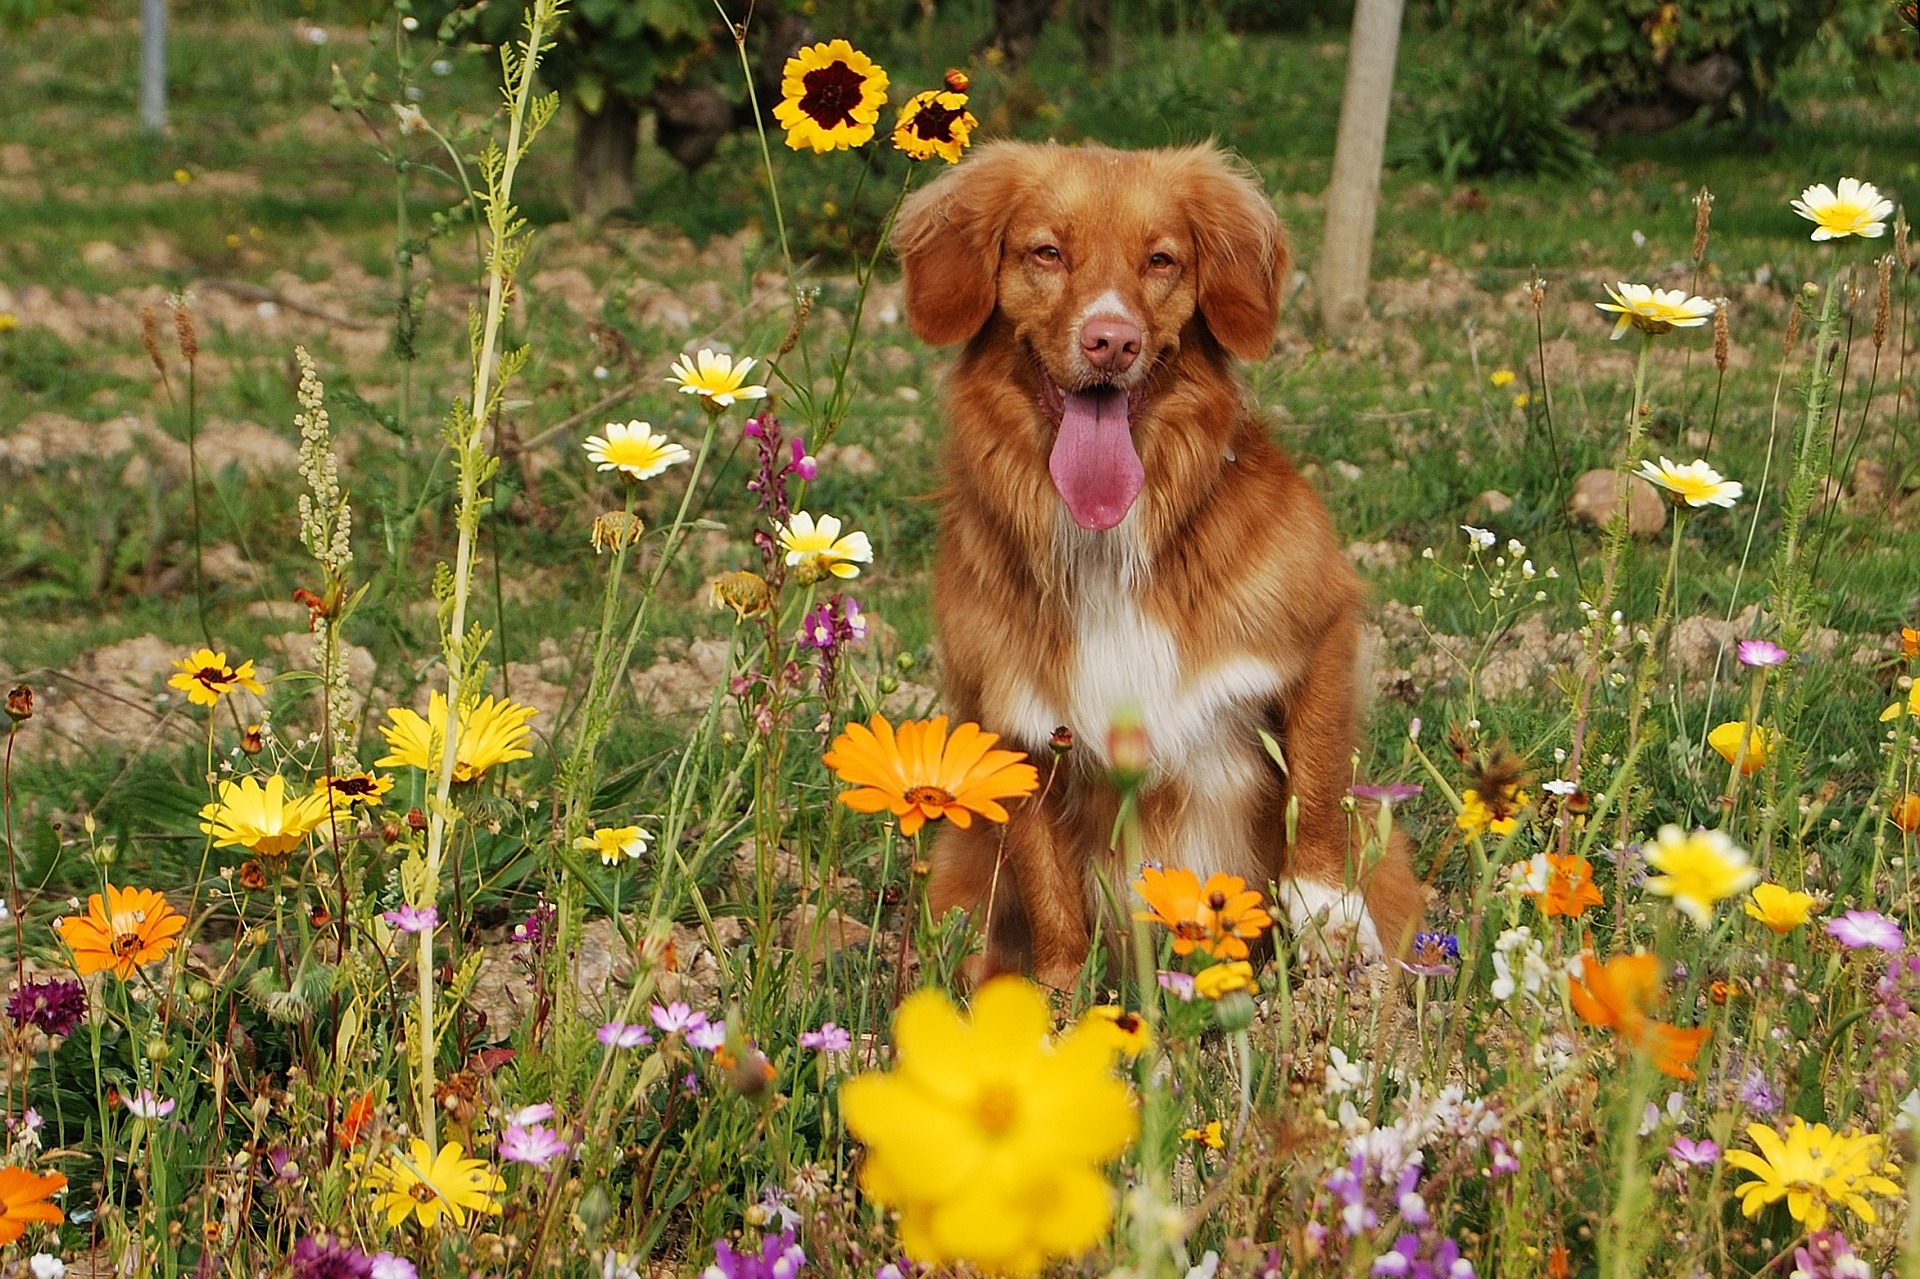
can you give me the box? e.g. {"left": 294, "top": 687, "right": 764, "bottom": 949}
{"left": 168, "top": 648, "right": 265, "bottom": 707}
{"left": 1881, "top": 682, "right": 1920, "bottom": 723}
{"left": 375, "top": 691, "right": 538, "bottom": 784}
{"left": 1595, "top": 283, "right": 1715, "bottom": 340}
{"left": 583, "top": 421, "right": 690, "bottom": 481}
{"left": 1193, "top": 961, "right": 1255, "bottom": 1000}
{"left": 1643, "top": 825, "right": 1759, "bottom": 927}
{"left": 1791, "top": 178, "right": 1895, "bottom": 241}
{"left": 199, "top": 774, "right": 332, "bottom": 857}
{"left": 779, "top": 511, "right": 873, "bottom": 582}
{"left": 1725, "top": 1118, "right": 1901, "bottom": 1231}
{"left": 665, "top": 349, "right": 769, "bottom": 410}
{"left": 1708, "top": 721, "right": 1778, "bottom": 774}
{"left": 892, "top": 88, "right": 978, "bottom": 164}
{"left": 1744, "top": 882, "right": 1819, "bottom": 934}
{"left": 575, "top": 824, "right": 651, "bottom": 866}
{"left": 365, "top": 1138, "right": 504, "bottom": 1229}
{"left": 773, "top": 40, "right": 890, "bottom": 153}
{"left": 1635, "top": 457, "right": 1742, "bottom": 508}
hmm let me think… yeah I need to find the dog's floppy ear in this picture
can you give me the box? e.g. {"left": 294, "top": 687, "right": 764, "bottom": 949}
{"left": 1183, "top": 148, "right": 1290, "bottom": 360}
{"left": 891, "top": 142, "right": 1031, "bottom": 346}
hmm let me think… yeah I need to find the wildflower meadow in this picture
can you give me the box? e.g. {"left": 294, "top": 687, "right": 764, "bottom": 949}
{"left": 1, "top": 2, "right": 1919, "bottom": 1277}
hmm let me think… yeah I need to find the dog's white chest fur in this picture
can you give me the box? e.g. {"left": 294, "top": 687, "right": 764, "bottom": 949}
{"left": 999, "top": 516, "right": 1283, "bottom": 874}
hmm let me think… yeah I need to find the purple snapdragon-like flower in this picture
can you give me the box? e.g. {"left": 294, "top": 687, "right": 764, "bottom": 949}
{"left": 500, "top": 1122, "right": 571, "bottom": 1168}
{"left": 1370, "top": 1233, "right": 1476, "bottom": 1278}
{"left": 516, "top": 903, "right": 557, "bottom": 956}
{"left": 799, "top": 1023, "right": 853, "bottom": 1053}
{"left": 382, "top": 905, "right": 438, "bottom": 935}
{"left": 290, "top": 1236, "right": 374, "bottom": 1279}
{"left": 789, "top": 438, "right": 818, "bottom": 481}
{"left": 651, "top": 1002, "right": 709, "bottom": 1036}
{"left": 7, "top": 976, "right": 87, "bottom": 1038}
{"left": 1668, "top": 1136, "right": 1721, "bottom": 1167}
{"left": 703, "top": 1228, "right": 806, "bottom": 1279}
{"left": 1737, "top": 639, "right": 1789, "bottom": 668}
{"left": 1789, "top": 1231, "right": 1872, "bottom": 1279}
{"left": 1486, "top": 1137, "right": 1519, "bottom": 1177}
{"left": 598, "top": 1021, "right": 652, "bottom": 1049}
{"left": 1827, "top": 910, "right": 1905, "bottom": 952}
{"left": 1326, "top": 1155, "right": 1379, "bottom": 1237}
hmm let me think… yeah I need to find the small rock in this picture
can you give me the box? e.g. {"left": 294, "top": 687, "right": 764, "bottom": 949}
{"left": 1345, "top": 540, "right": 1406, "bottom": 573}
{"left": 1465, "top": 489, "right": 1514, "bottom": 524}
{"left": 784, "top": 904, "right": 874, "bottom": 966}
{"left": 818, "top": 442, "right": 879, "bottom": 477}
{"left": 1568, "top": 469, "right": 1665, "bottom": 536}
{"left": 632, "top": 638, "right": 733, "bottom": 717}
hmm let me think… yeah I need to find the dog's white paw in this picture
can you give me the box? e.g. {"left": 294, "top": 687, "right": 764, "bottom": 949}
{"left": 1279, "top": 879, "right": 1381, "bottom": 962}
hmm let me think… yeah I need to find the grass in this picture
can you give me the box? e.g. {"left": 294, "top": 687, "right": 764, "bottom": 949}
{"left": 0, "top": 3, "right": 1918, "bottom": 1276}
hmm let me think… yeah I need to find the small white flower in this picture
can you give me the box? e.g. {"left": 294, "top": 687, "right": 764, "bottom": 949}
{"left": 1325, "top": 1045, "right": 1366, "bottom": 1095}
{"left": 394, "top": 103, "right": 427, "bottom": 134}
{"left": 1461, "top": 524, "right": 1497, "bottom": 551}
{"left": 1542, "top": 779, "right": 1578, "bottom": 797}
{"left": 1183, "top": 1252, "right": 1221, "bottom": 1279}
{"left": 29, "top": 1257, "right": 65, "bottom": 1279}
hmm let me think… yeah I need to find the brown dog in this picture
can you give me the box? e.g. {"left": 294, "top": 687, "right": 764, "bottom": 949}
{"left": 891, "top": 141, "right": 1423, "bottom": 989}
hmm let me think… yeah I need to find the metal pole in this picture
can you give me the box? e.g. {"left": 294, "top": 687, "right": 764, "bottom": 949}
{"left": 139, "top": 0, "right": 167, "bottom": 134}
{"left": 1316, "top": 0, "right": 1404, "bottom": 337}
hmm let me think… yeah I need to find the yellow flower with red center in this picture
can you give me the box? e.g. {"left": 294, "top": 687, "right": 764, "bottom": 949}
{"left": 167, "top": 648, "right": 264, "bottom": 707}
{"left": 1567, "top": 951, "right": 1708, "bottom": 1080}
{"left": 1456, "top": 786, "right": 1529, "bottom": 839}
{"left": 1083, "top": 1005, "right": 1153, "bottom": 1059}
{"left": 315, "top": 771, "right": 394, "bottom": 810}
{"left": 55, "top": 883, "right": 188, "bottom": 980}
{"left": 1133, "top": 866, "right": 1273, "bottom": 960}
{"left": 892, "top": 87, "right": 977, "bottom": 164}
{"left": 375, "top": 691, "right": 538, "bottom": 783}
{"left": 773, "top": 41, "right": 890, "bottom": 153}
{"left": 838, "top": 978, "right": 1137, "bottom": 1275}
{"left": 824, "top": 714, "right": 1038, "bottom": 836}
{"left": 1181, "top": 1120, "right": 1226, "bottom": 1150}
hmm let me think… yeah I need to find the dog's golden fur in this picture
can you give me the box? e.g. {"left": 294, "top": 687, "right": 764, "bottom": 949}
{"left": 892, "top": 141, "right": 1423, "bottom": 989}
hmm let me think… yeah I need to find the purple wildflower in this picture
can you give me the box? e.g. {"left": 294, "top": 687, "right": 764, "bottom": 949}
{"left": 1668, "top": 1136, "right": 1720, "bottom": 1166}
{"left": 1737, "top": 1067, "right": 1779, "bottom": 1115}
{"left": 1371, "top": 1234, "right": 1475, "bottom": 1278}
{"left": 1398, "top": 932, "right": 1460, "bottom": 978}
{"left": 516, "top": 903, "right": 557, "bottom": 956}
{"left": 1827, "top": 910, "right": 1905, "bottom": 951}
{"left": 1486, "top": 1137, "right": 1519, "bottom": 1176}
{"left": 799, "top": 1023, "right": 853, "bottom": 1053}
{"left": 370, "top": 1258, "right": 417, "bottom": 1279}
{"left": 1350, "top": 782, "right": 1423, "bottom": 804}
{"left": 688, "top": 1020, "right": 727, "bottom": 1052}
{"left": 703, "top": 1228, "right": 805, "bottom": 1279}
{"left": 597, "top": 1021, "right": 652, "bottom": 1049}
{"left": 6, "top": 976, "right": 87, "bottom": 1038}
{"left": 1737, "top": 639, "right": 1789, "bottom": 668}
{"left": 1790, "top": 1231, "right": 1870, "bottom": 1279}
{"left": 505, "top": 1102, "right": 554, "bottom": 1126}
{"left": 651, "top": 1002, "right": 709, "bottom": 1036}
{"left": 290, "top": 1237, "right": 373, "bottom": 1279}
{"left": 266, "top": 1145, "right": 300, "bottom": 1183}
{"left": 1158, "top": 970, "right": 1197, "bottom": 1002}
{"left": 1327, "top": 1155, "right": 1379, "bottom": 1237}
{"left": 789, "top": 437, "right": 818, "bottom": 481}
{"left": 1393, "top": 1164, "right": 1429, "bottom": 1228}
{"left": 382, "top": 905, "right": 438, "bottom": 935}
{"left": 500, "top": 1123, "right": 570, "bottom": 1168}
{"left": 123, "top": 1089, "right": 175, "bottom": 1120}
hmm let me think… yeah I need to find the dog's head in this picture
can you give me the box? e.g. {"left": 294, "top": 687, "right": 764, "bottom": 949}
{"left": 892, "top": 141, "right": 1289, "bottom": 530}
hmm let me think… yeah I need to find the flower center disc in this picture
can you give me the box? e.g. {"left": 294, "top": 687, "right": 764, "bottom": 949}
{"left": 903, "top": 785, "right": 955, "bottom": 809}
{"left": 194, "top": 667, "right": 229, "bottom": 688}
{"left": 800, "top": 62, "right": 865, "bottom": 129}
{"left": 410, "top": 1182, "right": 437, "bottom": 1203}
{"left": 975, "top": 1083, "right": 1018, "bottom": 1136}
{"left": 113, "top": 931, "right": 144, "bottom": 958}
{"left": 910, "top": 102, "right": 963, "bottom": 142}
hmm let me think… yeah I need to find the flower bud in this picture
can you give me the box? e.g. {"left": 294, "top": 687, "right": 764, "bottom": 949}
{"left": 1107, "top": 708, "right": 1149, "bottom": 788}
{"left": 145, "top": 1036, "right": 173, "bottom": 1063}
{"left": 406, "top": 807, "right": 426, "bottom": 832}
{"left": 239, "top": 724, "right": 264, "bottom": 755}
{"left": 1213, "top": 991, "right": 1257, "bottom": 1033}
{"left": 4, "top": 684, "right": 31, "bottom": 723}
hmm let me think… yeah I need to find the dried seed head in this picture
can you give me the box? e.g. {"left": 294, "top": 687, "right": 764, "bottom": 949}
{"left": 590, "top": 510, "right": 647, "bottom": 555}
{"left": 1875, "top": 253, "right": 1893, "bottom": 348}
{"left": 1713, "top": 301, "right": 1729, "bottom": 372}
{"left": 141, "top": 305, "right": 165, "bottom": 374}
{"left": 1899, "top": 211, "right": 1911, "bottom": 272}
{"left": 706, "top": 568, "right": 770, "bottom": 619}
{"left": 1528, "top": 275, "right": 1546, "bottom": 311}
{"left": 1691, "top": 187, "right": 1713, "bottom": 264}
{"left": 775, "top": 290, "right": 815, "bottom": 361}
{"left": 1783, "top": 298, "right": 1803, "bottom": 355}
{"left": 170, "top": 293, "right": 198, "bottom": 365}
{"left": 4, "top": 684, "right": 31, "bottom": 723}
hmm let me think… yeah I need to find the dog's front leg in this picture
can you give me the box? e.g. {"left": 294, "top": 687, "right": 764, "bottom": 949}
{"left": 1272, "top": 615, "right": 1421, "bottom": 959}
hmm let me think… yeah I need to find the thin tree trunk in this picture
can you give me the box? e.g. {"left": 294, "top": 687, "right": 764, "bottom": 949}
{"left": 572, "top": 96, "right": 640, "bottom": 222}
{"left": 139, "top": 0, "right": 167, "bottom": 134}
{"left": 1316, "top": 0, "right": 1404, "bottom": 337}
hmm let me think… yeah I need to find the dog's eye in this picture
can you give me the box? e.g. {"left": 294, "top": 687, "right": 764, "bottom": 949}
{"left": 1148, "top": 252, "right": 1177, "bottom": 271}
{"left": 1031, "top": 245, "right": 1063, "bottom": 265}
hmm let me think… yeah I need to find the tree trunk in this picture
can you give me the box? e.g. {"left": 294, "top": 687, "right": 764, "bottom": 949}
{"left": 1316, "top": 0, "right": 1404, "bottom": 337}
{"left": 573, "top": 96, "right": 640, "bottom": 222}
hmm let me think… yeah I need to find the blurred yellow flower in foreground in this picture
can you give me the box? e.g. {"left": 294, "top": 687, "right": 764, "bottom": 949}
{"left": 839, "top": 978, "right": 1136, "bottom": 1276}
{"left": 1644, "top": 825, "right": 1758, "bottom": 926}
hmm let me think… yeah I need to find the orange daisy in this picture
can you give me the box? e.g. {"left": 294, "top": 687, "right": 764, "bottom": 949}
{"left": 1133, "top": 866, "right": 1274, "bottom": 960}
{"left": 54, "top": 883, "right": 187, "bottom": 980}
{"left": 1523, "top": 853, "right": 1605, "bottom": 918}
{"left": 1568, "top": 951, "right": 1709, "bottom": 1080}
{"left": 823, "top": 714, "right": 1039, "bottom": 836}
{"left": 0, "top": 1166, "right": 65, "bottom": 1244}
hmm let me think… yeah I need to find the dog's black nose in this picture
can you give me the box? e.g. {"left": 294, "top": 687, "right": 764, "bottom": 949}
{"left": 1081, "top": 316, "right": 1141, "bottom": 372}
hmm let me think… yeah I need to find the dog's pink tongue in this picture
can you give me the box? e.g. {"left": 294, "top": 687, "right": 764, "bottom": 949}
{"left": 1049, "top": 387, "right": 1142, "bottom": 531}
